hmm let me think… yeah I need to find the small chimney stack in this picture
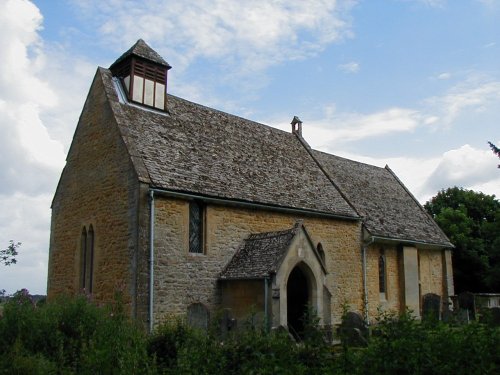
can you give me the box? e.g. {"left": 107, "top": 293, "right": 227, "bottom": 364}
{"left": 291, "top": 116, "right": 303, "bottom": 136}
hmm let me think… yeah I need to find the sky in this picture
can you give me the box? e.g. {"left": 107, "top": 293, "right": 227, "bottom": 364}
{"left": 1, "top": 0, "right": 499, "bottom": 295}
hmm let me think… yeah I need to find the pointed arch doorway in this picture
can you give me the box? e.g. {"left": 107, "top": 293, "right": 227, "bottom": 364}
{"left": 286, "top": 263, "right": 314, "bottom": 339}
{"left": 219, "top": 222, "right": 331, "bottom": 334}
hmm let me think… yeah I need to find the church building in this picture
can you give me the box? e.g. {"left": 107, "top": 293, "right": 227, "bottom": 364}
{"left": 47, "top": 40, "right": 454, "bottom": 333}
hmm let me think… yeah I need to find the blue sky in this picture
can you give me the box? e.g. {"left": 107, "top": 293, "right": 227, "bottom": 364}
{"left": 1, "top": 0, "right": 499, "bottom": 295}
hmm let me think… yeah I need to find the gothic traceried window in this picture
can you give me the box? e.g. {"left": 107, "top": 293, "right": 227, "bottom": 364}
{"left": 189, "top": 201, "right": 204, "bottom": 254}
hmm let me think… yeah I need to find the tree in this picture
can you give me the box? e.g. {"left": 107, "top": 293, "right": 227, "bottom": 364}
{"left": 424, "top": 187, "right": 500, "bottom": 293}
{"left": 0, "top": 241, "right": 20, "bottom": 266}
{"left": 488, "top": 141, "right": 500, "bottom": 168}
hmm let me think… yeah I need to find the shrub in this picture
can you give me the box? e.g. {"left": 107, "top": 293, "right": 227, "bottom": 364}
{"left": 352, "top": 310, "right": 500, "bottom": 375}
{"left": 149, "top": 308, "right": 336, "bottom": 375}
{"left": 0, "top": 290, "right": 153, "bottom": 374}
{"left": 1, "top": 292, "right": 498, "bottom": 374}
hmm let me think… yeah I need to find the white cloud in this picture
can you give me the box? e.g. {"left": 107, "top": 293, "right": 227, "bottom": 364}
{"left": 0, "top": 193, "right": 52, "bottom": 295}
{"left": 409, "top": 0, "right": 446, "bottom": 8}
{"left": 73, "top": 0, "right": 356, "bottom": 74}
{"left": 308, "top": 145, "right": 500, "bottom": 204}
{"left": 269, "top": 106, "right": 421, "bottom": 148}
{"left": 423, "top": 0, "right": 446, "bottom": 7}
{"left": 0, "top": 0, "right": 91, "bottom": 294}
{"left": 475, "top": 0, "right": 500, "bottom": 9}
{"left": 0, "top": 0, "right": 66, "bottom": 185}
{"left": 265, "top": 74, "right": 500, "bottom": 204}
{"left": 422, "top": 144, "right": 500, "bottom": 197}
{"left": 437, "top": 72, "right": 451, "bottom": 80}
{"left": 338, "top": 61, "right": 360, "bottom": 73}
{"left": 426, "top": 79, "right": 500, "bottom": 126}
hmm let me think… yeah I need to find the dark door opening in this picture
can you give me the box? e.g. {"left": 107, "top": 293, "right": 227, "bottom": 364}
{"left": 287, "top": 266, "right": 309, "bottom": 339}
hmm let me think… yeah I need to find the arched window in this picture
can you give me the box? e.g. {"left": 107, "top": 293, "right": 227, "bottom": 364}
{"left": 80, "top": 225, "right": 95, "bottom": 293}
{"left": 378, "top": 249, "right": 386, "bottom": 299}
{"left": 86, "top": 225, "right": 94, "bottom": 293}
{"left": 317, "top": 243, "right": 326, "bottom": 264}
{"left": 80, "top": 227, "right": 87, "bottom": 290}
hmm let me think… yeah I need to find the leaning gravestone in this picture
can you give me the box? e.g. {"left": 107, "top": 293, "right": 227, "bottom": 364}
{"left": 338, "top": 311, "right": 369, "bottom": 347}
{"left": 458, "top": 292, "right": 476, "bottom": 321}
{"left": 422, "top": 293, "right": 441, "bottom": 321}
{"left": 187, "top": 303, "right": 209, "bottom": 332}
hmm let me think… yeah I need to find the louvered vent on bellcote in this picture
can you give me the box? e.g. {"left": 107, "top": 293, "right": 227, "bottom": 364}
{"left": 109, "top": 39, "right": 172, "bottom": 111}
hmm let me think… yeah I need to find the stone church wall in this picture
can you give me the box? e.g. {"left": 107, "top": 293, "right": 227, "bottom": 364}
{"left": 365, "top": 245, "right": 402, "bottom": 321}
{"left": 365, "top": 244, "right": 449, "bottom": 321}
{"left": 48, "top": 71, "right": 139, "bottom": 314}
{"left": 151, "top": 197, "right": 362, "bottom": 327}
{"left": 419, "top": 249, "right": 445, "bottom": 298}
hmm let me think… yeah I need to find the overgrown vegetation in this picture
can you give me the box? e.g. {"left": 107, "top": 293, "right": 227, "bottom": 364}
{"left": 0, "top": 290, "right": 153, "bottom": 374}
{"left": 0, "top": 292, "right": 499, "bottom": 374}
{"left": 424, "top": 187, "right": 500, "bottom": 293}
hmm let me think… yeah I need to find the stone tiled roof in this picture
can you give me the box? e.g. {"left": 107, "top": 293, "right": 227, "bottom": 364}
{"left": 220, "top": 225, "right": 298, "bottom": 280}
{"left": 312, "top": 151, "right": 453, "bottom": 247}
{"left": 97, "top": 39, "right": 452, "bottom": 248}
{"left": 109, "top": 39, "right": 171, "bottom": 69}
{"left": 100, "top": 69, "right": 358, "bottom": 218}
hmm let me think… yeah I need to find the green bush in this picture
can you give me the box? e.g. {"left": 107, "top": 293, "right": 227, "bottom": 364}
{"left": 150, "top": 309, "right": 335, "bottom": 375}
{"left": 0, "top": 290, "right": 152, "bottom": 374}
{"left": 354, "top": 310, "right": 500, "bottom": 375}
{"left": 0, "top": 292, "right": 498, "bottom": 374}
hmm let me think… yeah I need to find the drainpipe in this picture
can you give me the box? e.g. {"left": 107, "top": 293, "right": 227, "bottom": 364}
{"left": 362, "top": 237, "right": 375, "bottom": 324}
{"left": 148, "top": 190, "right": 155, "bottom": 333}
{"left": 264, "top": 277, "right": 269, "bottom": 332}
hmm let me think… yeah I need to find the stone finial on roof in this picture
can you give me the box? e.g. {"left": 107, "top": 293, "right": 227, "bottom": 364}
{"left": 291, "top": 116, "right": 303, "bottom": 136}
{"left": 109, "top": 39, "right": 171, "bottom": 70}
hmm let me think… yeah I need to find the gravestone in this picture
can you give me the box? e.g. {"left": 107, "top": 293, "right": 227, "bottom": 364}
{"left": 338, "top": 311, "right": 368, "bottom": 347}
{"left": 458, "top": 292, "right": 476, "bottom": 320}
{"left": 490, "top": 307, "right": 500, "bottom": 326}
{"left": 422, "top": 293, "right": 441, "bottom": 321}
{"left": 479, "top": 306, "right": 500, "bottom": 327}
{"left": 218, "top": 308, "right": 237, "bottom": 337}
{"left": 456, "top": 309, "right": 471, "bottom": 324}
{"left": 187, "top": 303, "right": 209, "bottom": 332}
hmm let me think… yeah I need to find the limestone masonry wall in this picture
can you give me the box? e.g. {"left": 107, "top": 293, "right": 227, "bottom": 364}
{"left": 48, "top": 71, "right": 138, "bottom": 313}
{"left": 151, "top": 198, "right": 362, "bottom": 326}
{"left": 365, "top": 245, "right": 402, "bottom": 321}
{"left": 419, "top": 249, "right": 445, "bottom": 298}
{"left": 365, "top": 245, "right": 447, "bottom": 320}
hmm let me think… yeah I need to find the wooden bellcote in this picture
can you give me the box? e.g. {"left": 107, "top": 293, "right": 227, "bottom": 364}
{"left": 109, "top": 39, "right": 172, "bottom": 111}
